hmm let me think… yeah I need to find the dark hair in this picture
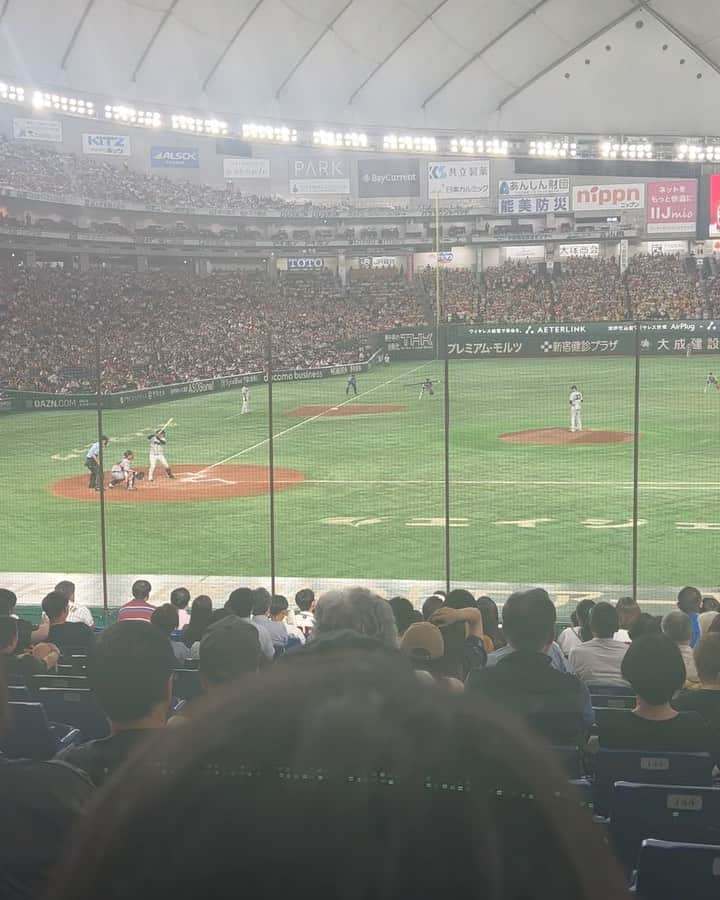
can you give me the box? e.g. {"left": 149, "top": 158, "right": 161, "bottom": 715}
{"left": 132, "top": 580, "right": 152, "bottom": 601}
{"left": 694, "top": 634, "right": 720, "bottom": 683}
{"left": 181, "top": 596, "right": 213, "bottom": 647}
{"left": 677, "top": 586, "right": 701, "bottom": 615}
{"left": 170, "top": 587, "right": 191, "bottom": 611}
{"left": 502, "top": 589, "right": 556, "bottom": 652}
{"left": 446, "top": 589, "right": 475, "bottom": 610}
{"left": 151, "top": 603, "right": 180, "bottom": 636}
{"left": 628, "top": 613, "right": 662, "bottom": 641}
{"left": 708, "top": 614, "right": 720, "bottom": 635}
{"left": 570, "top": 599, "right": 596, "bottom": 642}
{"left": 270, "top": 595, "right": 288, "bottom": 617}
{"left": 621, "top": 634, "right": 686, "bottom": 704}
{"left": 476, "top": 597, "right": 505, "bottom": 648}
{"left": 0, "top": 589, "right": 18, "bottom": 616}
{"left": 87, "top": 622, "right": 174, "bottom": 723}
{"left": 41, "top": 590, "right": 69, "bottom": 621}
{"left": 589, "top": 602, "right": 619, "bottom": 640}
{"left": 422, "top": 595, "right": 444, "bottom": 621}
{"left": 226, "top": 588, "right": 255, "bottom": 619}
{"left": 389, "top": 597, "right": 416, "bottom": 636}
{"left": 252, "top": 588, "right": 271, "bottom": 617}
{"left": 47, "top": 650, "right": 626, "bottom": 900}
{"left": 0, "top": 616, "right": 18, "bottom": 650}
{"left": 55, "top": 580, "right": 76, "bottom": 601}
{"left": 295, "top": 589, "right": 315, "bottom": 612}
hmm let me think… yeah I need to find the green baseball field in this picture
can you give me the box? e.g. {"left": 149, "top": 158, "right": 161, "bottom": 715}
{"left": 1, "top": 356, "right": 717, "bottom": 610}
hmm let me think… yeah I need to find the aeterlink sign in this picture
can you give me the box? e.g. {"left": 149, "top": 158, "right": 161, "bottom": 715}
{"left": 289, "top": 157, "right": 350, "bottom": 195}
{"left": 151, "top": 147, "right": 200, "bottom": 168}
{"left": 82, "top": 134, "right": 131, "bottom": 156}
{"left": 428, "top": 160, "right": 490, "bottom": 199}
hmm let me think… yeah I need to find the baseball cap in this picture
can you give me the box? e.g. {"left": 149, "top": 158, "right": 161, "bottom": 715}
{"left": 199, "top": 615, "right": 262, "bottom": 685}
{"left": 399, "top": 622, "right": 444, "bottom": 662}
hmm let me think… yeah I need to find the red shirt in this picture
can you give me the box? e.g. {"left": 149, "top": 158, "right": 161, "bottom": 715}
{"left": 117, "top": 600, "right": 156, "bottom": 623}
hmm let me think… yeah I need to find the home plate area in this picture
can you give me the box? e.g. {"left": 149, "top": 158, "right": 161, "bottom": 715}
{"left": 287, "top": 404, "right": 406, "bottom": 417}
{"left": 50, "top": 465, "right": 305, "bottom": 503}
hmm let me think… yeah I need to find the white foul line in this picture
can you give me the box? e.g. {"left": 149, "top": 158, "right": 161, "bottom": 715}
{"left": 267, "top": 479, "right": 720, "bottom": 490}
{"left": 198, "top": 362, "right": 433, "bottom": 476}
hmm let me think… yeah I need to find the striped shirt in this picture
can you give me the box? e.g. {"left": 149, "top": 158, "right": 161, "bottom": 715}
{"left": 117, "top": 600, "right": 156, "bottom": 623}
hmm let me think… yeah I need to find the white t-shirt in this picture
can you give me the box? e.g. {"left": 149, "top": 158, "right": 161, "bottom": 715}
{"left": 557, "top": 626, "right": 584, "bottom": 656}
{"left": 568, "top": 638, "right": 629, "bottom": 687}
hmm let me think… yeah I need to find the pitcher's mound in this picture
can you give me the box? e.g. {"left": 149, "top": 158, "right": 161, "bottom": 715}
{"left": 501, "top": 428, "right": 635, "bottom": 446}
{"left": 50, "top": 465, "right": 305, "bottom": 503}
{"left": 288, "top": 404, "right": 406, "bottom": 417}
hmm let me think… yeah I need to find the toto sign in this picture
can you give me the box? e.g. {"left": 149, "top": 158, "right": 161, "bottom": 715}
{"left": 287, "top": 257, "right": 324, "bottom": 270}
{"left": 573, "top": 183, "right": 645, "bottom": 211}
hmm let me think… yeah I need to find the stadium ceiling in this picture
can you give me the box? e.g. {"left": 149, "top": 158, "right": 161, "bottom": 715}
{"left": 2, "top": 0, "right": 720, "bottom": 136}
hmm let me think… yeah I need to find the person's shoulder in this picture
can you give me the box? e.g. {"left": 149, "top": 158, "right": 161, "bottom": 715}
{"left": 2, "top": 755, "right": 95, "bottom": 797}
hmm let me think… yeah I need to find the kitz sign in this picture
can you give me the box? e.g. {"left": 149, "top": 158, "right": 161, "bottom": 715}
{"left": 82, "top": 133, "right": 131, "bottom": 156}
{"left": 151, "top": 147, "right": 199, "bottom": 168}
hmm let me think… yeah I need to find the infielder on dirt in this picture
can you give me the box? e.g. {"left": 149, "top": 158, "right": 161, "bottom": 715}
{"left": 241, "top": 384, "right": 250, "bottom": 415}
{"left": 569, "top": 384, "right": 583, "bottom": 432}
{"left": 148, "top": 429, "right": 174, "bottom": 481}
{"left": 108, "top": 450, "right": 139, "bottom": 490}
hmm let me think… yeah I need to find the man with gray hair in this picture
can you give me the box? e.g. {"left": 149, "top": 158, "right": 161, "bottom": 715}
{"left": 662, "top": 610, "right": 699, "bottom": 685}
{"left": 313, "top": 588, "right": 398, "bottom": 647}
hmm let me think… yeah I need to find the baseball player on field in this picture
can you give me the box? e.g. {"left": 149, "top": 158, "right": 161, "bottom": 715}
{"left": 419, "top": 378, "right": 435, "bottom": 400}
{"left": 147, "top": 429, "right": 174, "bottom": 481}
{"left": 241, "top": 384, "right": 250, "bottom": 415}
{"left": 569, "top": 384, "right": 583, "bottom": 432}
{"left": 704, "top": 372, "right": 719, "bottom": 393}
{"left": 108, "top": 451, "right": 137, "bottom": 490}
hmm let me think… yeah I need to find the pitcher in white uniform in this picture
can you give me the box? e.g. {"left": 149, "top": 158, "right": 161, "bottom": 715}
{"left": 148, "top": 429, "right": 174, "bottom": 481}
{"left": 241, "top": 384, "right": 250, "bottom": 415}
{"left": 569, "top": 385, "right": 583, "bottom": 433}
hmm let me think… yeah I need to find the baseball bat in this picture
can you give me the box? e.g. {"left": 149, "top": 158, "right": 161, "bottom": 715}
{"left": 159, "top": 417, "right": 174, "bottom": 431}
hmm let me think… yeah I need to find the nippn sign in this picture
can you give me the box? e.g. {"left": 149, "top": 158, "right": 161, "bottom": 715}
{"left": 573, "top": 183, "right": 645, "bottom": 211}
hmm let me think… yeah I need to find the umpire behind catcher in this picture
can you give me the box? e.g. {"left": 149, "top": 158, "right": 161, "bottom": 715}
{"left": 85, "top": 435, "right": 109, "bottom": 492}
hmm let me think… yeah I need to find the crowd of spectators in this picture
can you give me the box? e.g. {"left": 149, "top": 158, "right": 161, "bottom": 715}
{"left": 2, "top": 579, "right": 720, "bottom": 898}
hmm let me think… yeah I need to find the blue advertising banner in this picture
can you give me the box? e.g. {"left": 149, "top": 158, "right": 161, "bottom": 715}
{"left": 150, "top": 147, "right": 200, "bottom": 168}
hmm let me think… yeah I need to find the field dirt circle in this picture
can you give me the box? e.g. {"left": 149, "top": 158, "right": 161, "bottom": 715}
{"left": 50, "top": 464, "right": 305, "bottom": 503}
{"left": 500, "top": 428, "right": 635, "bottom": 446}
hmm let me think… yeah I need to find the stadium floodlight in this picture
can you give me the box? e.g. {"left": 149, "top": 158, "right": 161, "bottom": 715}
{"left": 600, "top": 140, "right": 652, "bottom": 160}
{"left": 528, "top": 139, "right": 577, "bottom": 158}
{"left": 33, "top": 91, "right": 94, "bottom": 116}
{"left": 675, "top": 143, "right": 720, "bottom": 162}
{"left": 0, "top": 82, "right": 24, "bottom": 103}
{"left": 242, "top": 123, "right": 298, "bottom": 143}
{"left": 449, "top": 137, "right": 508, "bottom": 156}
{"left": 383, "top": 134, "right": 437, "bottom": 153}
{"left": 171, "top": 115, "right": 228, "bottom": 135}
{"left": 106, "top": 105, "right": 162, "bottom": 127}
{"left": 313, "top": 130, "right": 368, "bottom": 149}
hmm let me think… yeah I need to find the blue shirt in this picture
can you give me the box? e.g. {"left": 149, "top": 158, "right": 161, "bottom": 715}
{"left": 86, "top": 442, "right": 100, "bottom": 460}
{"left": 690, "top": 613, "right": 701, "bottom": 649}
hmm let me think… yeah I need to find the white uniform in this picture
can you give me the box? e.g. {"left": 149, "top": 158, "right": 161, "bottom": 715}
{"left": 148, "top": 434, "right": 169, "bottom": 480}
{"left": 110, "top": 456, "right": 135, "bottom": 489}
{"left": 241, "top": 385, "right": 250, "bottom": 415}
{"left": 704, "top": 374, "right": 718, "bottom": 394}
{"left": 569, "top": 389, "right": 583, "bottom": 432}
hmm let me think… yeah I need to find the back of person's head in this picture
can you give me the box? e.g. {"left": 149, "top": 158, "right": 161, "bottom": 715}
{"left": 399, "top": 622, "right": 444, "bottom": 669}
{"left": 389, "top": 596, "right": 416, "bottom": 636}
{"left": 295, "top": 589, "right": 315, "bottom": 612}
{"left": 445, "top": 588, "right": 475, "bottom": 610}
{"left": 132, "top": 580, "right": 152, "bottom": 601}
{"left": 694, "top": 634, "right": 720, "bottom": 684}
{"left": 501, "top": 589, "right": 555, "bottom": 652}
{"left": 0, "top": 616, "right": 18, "bottom": 652}
{"left": 662, "top": 610, "right": 693, "bottom": 646}
{"left": 87, "top": 622, "right": 175, "bottom": 724}
{"left": 269, "top": 595, "right": 288, "bottom": 618}
{"left": 677, "top": 585, "right": 702, "bottom": 615}
{"left": 0, "top": 589, "right": 17, "bottom": 616}
{"left": 615, "top": 596, "right": 640, "bottom": 629}
{"left": 422, "top": 594, "right": 444, "bottom": 621}
{"left": 589, "top": 602, "right": 618, "bottom": 640}
{"left": 47, "top": 649, "right": 626, "bottom": 900}
{"left": 225, "top": 588, "right": 255, "bottom": 618}
{"left": 629, "top": 613, "right": 662, "bottom": 641}
{"left": 621, "top": 634, "right": 686, "bottom": 705}
{"left": 170, "top": 587, "right": 191, "bottom": 611}
{"left": 252, "top": 588, "right": 271, "bottom": 617}
{"left": 476, "top": 596, "right": 503, "bottom": 641}
{"left": 55, "top": 580, "right": 76, "bottom": 603}
{"left": 701, "top": 596, "right": 720, "bottom": 613}
{"left": 41, "top": 590, "right": 68, "bottom": 622}
{"left": 708, "top": 614, "right": 720, "bottom": 635}
{"left": 151, "top": 603, "right": 180, "bottom": 636}
{"left": 571, "top": 598, "right": 596, "bottom": 642}
{"left": 199, "top": 616, "right": 262, "bottom": 686}
{"left": 314, "top": 588, "right": 398, "bottom": 647}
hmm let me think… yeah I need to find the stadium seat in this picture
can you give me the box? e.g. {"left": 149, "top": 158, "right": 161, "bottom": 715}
{"left": 7, "top": 684, "right": 31, "bottom": 702}
{"left": 172, "top": 668, "right": 202, "bottom": 701}
{"left": 0, "top": 702, "right": 81, "bottom": 760}
{"left": 587, "top": 683, "right": 635, "bottom": 696}
{"left": 591, "top": 694, "right": 636, "bottom": 710}
{"left": 610, "top": 782, "right": 720, "bottom": 872}
{"left": 551, "top": 745, "right": 584, "bottom": 778}
{"left": 634, "top": 839, "right": 720, "bottom": 899}
{"left": 32, "top": 674, "right": 89, "bottom": 691}
{"left": 593, "top": 749, "right": 713, "bottom": 817}
{"left": 37, "top": 686, "right": 110, "bottom": 741}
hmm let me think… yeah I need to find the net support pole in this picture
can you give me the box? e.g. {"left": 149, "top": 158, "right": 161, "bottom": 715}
{"left": 94, "top": 334, "right": 109, "bottom": 620}
{"left": 266, "top": 328, "right": 277, "bottom": 596}
{"left": 632, "top": 321, "right": 641, "bottom": 603}
{"left": 435, "top": 196, "right": 451, "bottom": 593}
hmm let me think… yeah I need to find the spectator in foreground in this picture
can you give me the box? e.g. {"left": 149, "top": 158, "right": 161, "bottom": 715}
{"left": 294, "top": 588, "right": 315, "bottom": 639}
{"left": 427, "top": 604, "right": 488, "bottom": 677}
{"left": 41, "top": 591, "right": 95, "bottom": 656}
{"left": 389, "top": 596, "right": 419, "bottom": 636}
{"left": 598, "top": 635, "right": 709, "bottom": 753}
{"left": 46, "top": 651, "right": 626, "bottom": 900}
{"left": 484, "top": 594, "right": 569, "bottom": 673}
{"left": 421, "top": 594, "right": 444, "bottom": 621}
{"left": 180, "top": 595, "right": 213, "bottom": 648}
{"left": 568, "top": 603, "right": 629, "bottom": 687}
{"left": 557, "top": 598, "right": 596, "bottom": 655}
{"left": 169, "top": 587, "right": 191, "bottom": 628}
{"left": 54, "top": 580, "right": 94, "bottom": 627}
{"left": 628, "top": 612, "right": 662, "bottom": 641}
{"left": 674, "top": 633, "right": 720, "bottom": 729}
{"left": 0, "top": 667, "right": 94, "bottom": 900}
{"left": 467, "top": 589, "right": 592, "bottom": 743}
{"left": 117, "top": 580, "right": 156, "bottom": 623}
{"left": 677, "top": 585, "right": 702, "bottom": 648}
{"left": 312, "top": 588, "right": 398, "bottom": 648}
{"left": 224, "top": 588, "right": 274, "bottom": 659}
{"left": 0, "top": 616, "right": 59, "bottom": 680}
{"left": 662, "top": 610, "right": 699, "bottom": 685}
{"left": 399, "top": 621, "right": 463, "bottom": 691}
{"left": 269, "top": 595, "right": 306, "bottom": 648}
{"left": 57, "top": 622, "right": 175, "bottom": 786}
{"left": 199, "top": 616, "right": 262, "bottom": 690}
{"left": 151, "top": 604, "right": 191, "bottom": 663}
{"left": 0, "top": 587, "right": 48, "bottom": 649}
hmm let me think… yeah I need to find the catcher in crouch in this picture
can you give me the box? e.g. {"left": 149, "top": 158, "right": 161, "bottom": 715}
{"left": 147, "top": 429, "right": 175, "bottom": 481}
{"left": 108, "top": 450, "right": 142, "bottom": 491}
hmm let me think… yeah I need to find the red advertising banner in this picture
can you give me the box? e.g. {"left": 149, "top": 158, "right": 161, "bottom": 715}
{"left": 647, "top": 180, "right": 697, "bottom": 234}
{"left": 709, "top": 174, "right": 720, "bottom": 237}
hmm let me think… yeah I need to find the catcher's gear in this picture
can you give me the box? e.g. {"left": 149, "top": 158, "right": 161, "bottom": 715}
{"left": 135, "top": 471, "right": 145, "bottom": 481}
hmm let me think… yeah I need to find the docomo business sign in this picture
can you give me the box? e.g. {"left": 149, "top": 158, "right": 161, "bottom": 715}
{"left": 223, "top": 157, "right": 270, "bottom": 179}
{"left": 289, "top": 157, "right": 350, "bottom": 195}
{"left": 82, "top": 133, "right": 131, "bottom": 156}
{"left": 573, "top": 183, "right": 645, "bottom": 211}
